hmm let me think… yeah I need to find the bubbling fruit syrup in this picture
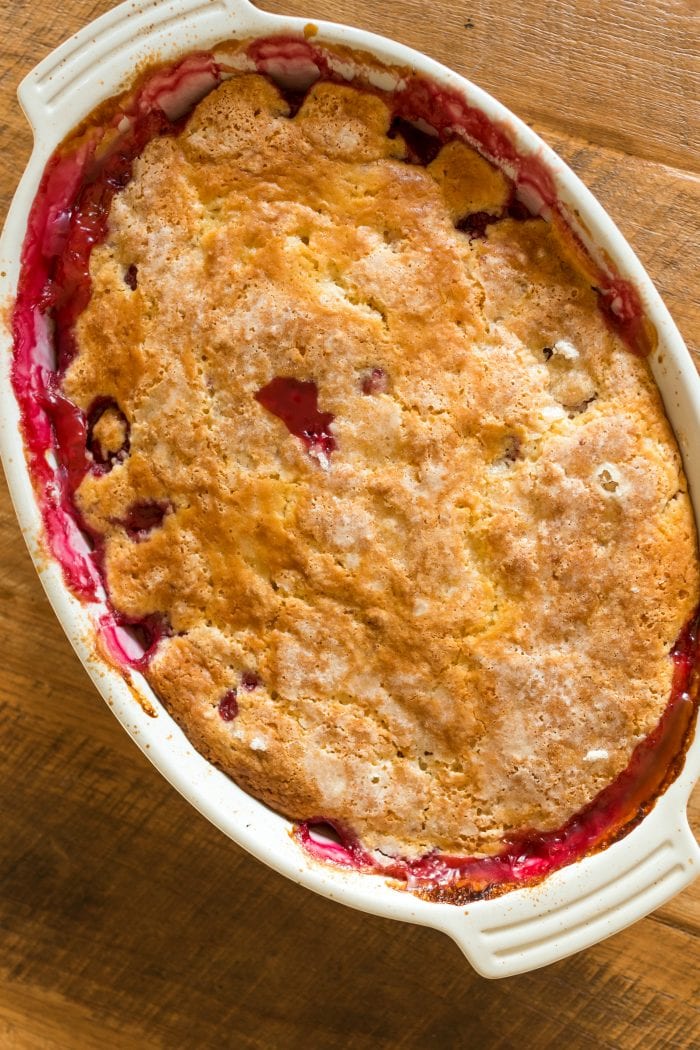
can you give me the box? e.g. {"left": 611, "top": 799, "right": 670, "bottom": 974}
{"left": 10, "top": 37, "right": 698, "bottom": 903}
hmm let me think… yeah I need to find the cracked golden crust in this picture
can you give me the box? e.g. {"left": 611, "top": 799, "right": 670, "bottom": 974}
{"left": 64, "top": 74, "right": 699, "bottom": 859}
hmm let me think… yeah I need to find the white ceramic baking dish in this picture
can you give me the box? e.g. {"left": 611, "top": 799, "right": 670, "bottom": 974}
{"left": 1, "top": 0, "right": 699, "bottom": 979}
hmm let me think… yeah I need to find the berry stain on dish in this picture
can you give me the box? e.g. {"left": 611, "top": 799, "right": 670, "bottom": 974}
{"left": 9, "top": 33, "right": 700, "bottom": 905}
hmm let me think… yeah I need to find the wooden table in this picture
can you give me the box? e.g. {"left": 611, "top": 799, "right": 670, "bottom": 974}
{"left": 1, "top": 1, "right": 698, "bottom": 1046}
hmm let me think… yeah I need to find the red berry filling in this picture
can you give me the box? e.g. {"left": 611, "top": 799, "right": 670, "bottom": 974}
{"left": 103, "top": 611, "right": 173, "bottom": 671}
{"left": 455, "top": 196, "right": 538, "bottom": 241}
{"left": 121, "top": 501, "right": 169, "bottom": 541}
{"left": 255, "top": 377, "right": 336, "bottom": 462}
{"left": 361, "top": 368, "right": 388, "bottom": 395}
{"left": 124, "top": 263, "right": 138, "bottom": 290}
{"left": 44, "top": 378, "right": 89, "bottom": 495}
{"left": 507, "top": 198, "right": 533, "bottom": 222}
{"left": 388, "top": 116, "right": 441, "bottom": 166}
{"left": 86, "top": 397, "right": 130, "bottom": 468}
{"left": 456, "top": 210, "right": 502, "bottom": 240}
{"left": 218, "top": 689, "right": 239, "bottom": 721}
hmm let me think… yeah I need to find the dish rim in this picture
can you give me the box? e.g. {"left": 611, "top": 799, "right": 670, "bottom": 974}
{"left": 1, "top": 0, "right": 699, "bottom": 978}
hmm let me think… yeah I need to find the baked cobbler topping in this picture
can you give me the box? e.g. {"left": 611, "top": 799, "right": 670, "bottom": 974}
{"left": 11, "top": 39, "right": 700, "bottom": 902}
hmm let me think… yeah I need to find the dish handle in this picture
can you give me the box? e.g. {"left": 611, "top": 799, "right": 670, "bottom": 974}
{"left": 16, "top": 0, "right": 272, "bottom": 139}
{"left": 438, "top": 814, "right": 700, "bottom": 979}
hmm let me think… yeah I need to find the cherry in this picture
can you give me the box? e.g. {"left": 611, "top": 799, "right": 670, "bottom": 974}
{"left": 218, "top": 689, "right": 239, "bottom": 721}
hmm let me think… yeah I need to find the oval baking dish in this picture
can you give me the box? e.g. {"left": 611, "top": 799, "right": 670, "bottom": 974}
{"left": 1, "top": 0, "right": 699, "bottom": 978}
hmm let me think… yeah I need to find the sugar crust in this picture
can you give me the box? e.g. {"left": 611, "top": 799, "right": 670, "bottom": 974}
{"left": 64, "top": 74, "right": 699, "bottom": 859}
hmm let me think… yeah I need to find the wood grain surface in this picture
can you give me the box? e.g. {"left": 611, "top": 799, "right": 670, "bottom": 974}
{"left": 1, "top": 1, "right": 699, "bottom": 1046}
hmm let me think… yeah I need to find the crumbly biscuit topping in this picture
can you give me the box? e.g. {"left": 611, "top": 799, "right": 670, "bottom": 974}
{"left": 63, "top": 74, "right": 698, "bottom": 859}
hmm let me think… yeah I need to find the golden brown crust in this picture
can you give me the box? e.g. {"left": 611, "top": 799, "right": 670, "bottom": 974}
{"left": 64, "top": 74, "right": 699, "bottom": 859}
